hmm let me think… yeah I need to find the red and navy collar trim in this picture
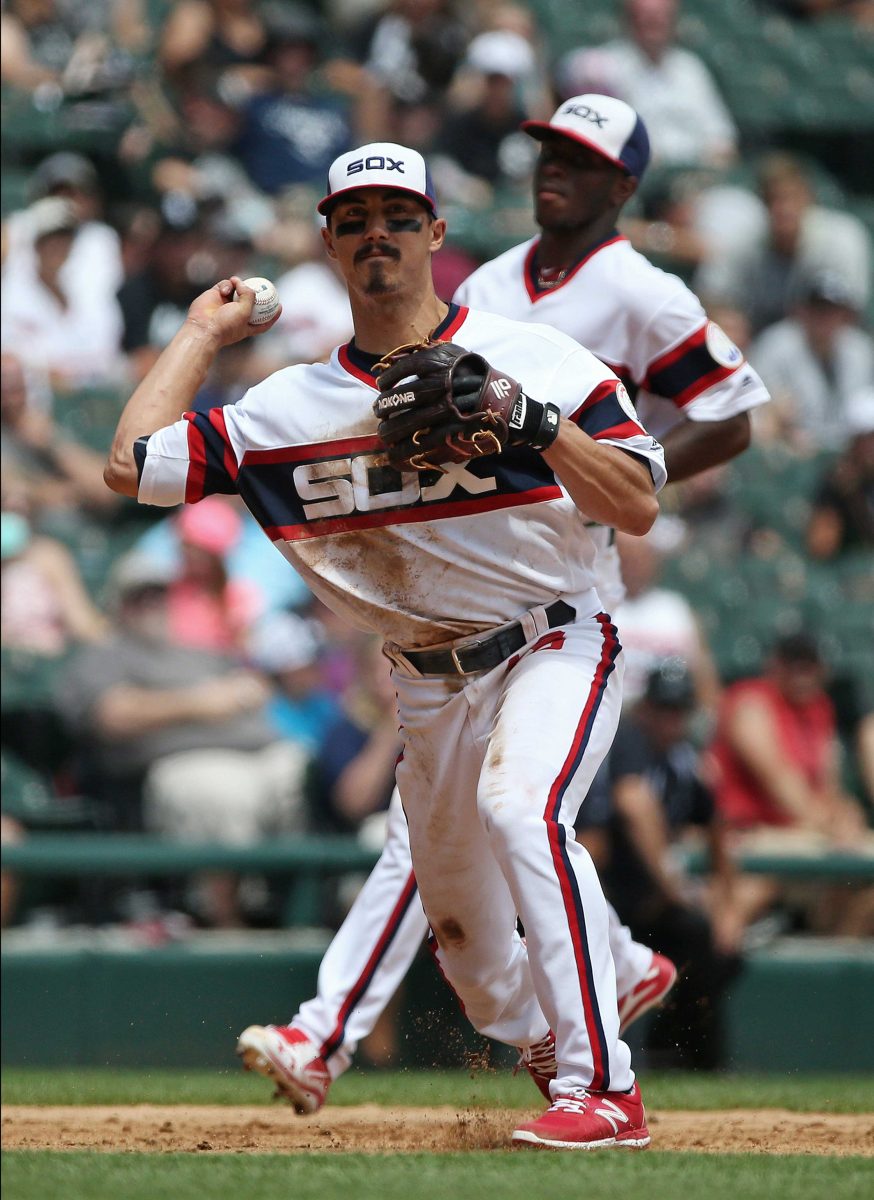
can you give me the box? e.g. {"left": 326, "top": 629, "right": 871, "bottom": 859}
{"left": 524, "top": 231, "right": 624, "bottom": 302}
{"left": 339, "top": 303, "right": 469, "bottom": 384}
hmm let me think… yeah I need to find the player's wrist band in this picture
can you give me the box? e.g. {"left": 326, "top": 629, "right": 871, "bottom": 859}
{"left": 530, "top": 401, "right": 561, "bottom": 451}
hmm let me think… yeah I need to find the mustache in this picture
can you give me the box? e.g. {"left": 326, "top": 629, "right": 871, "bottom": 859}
{"left": 354, "top": 244, "right": 401, "bottom": 265}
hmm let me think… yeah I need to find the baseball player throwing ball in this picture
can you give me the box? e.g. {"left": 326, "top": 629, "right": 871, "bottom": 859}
{"left": 105, "top": 142, "right": 666, "bottom": 1149}
{"left": 235, "top": 95, "right": 768, "bottom": 1118}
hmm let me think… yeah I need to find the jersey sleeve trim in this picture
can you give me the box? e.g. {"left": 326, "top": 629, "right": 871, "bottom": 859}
{"left": 183, "top": 409, "right": 239, "bottom": 503}
{"left": 643, "top": 321, "right": 738, "bottom": 407}
{"left": 570, "top": 379, "right": 646, "bottom": 440}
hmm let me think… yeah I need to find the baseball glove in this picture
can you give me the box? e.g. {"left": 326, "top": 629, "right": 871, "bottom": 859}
{"left": 373, "top": 339, "right": 561, "bottom": 473}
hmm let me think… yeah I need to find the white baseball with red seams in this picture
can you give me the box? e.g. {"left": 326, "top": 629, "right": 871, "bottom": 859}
{"left": 240, "top": 276, "right": 280, "bottom": 326}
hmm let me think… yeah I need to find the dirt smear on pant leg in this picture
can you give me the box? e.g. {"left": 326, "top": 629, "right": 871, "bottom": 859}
{"left": 3, "top": 1105, "right": 873, "bottom": 1156}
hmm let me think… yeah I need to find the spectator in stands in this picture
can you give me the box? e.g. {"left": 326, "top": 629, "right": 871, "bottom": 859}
{"left": 308, "top": 636, "right": 401, "bottom": 846}
{"left": 1, "top": 197, "right": 126, "bottom": 390}
{"left": 558, "top": 0, "right": 738, "bottom": 168}
{"left": 712, "top": 632, "right": 874, "bottom": 936}
{"left": 1, "top": 509, "right": 106, "bottom": 656}
{"left": 164, "top": 497, "right": 263, "bottom": 655}
{"left": 336, "top": 0, "right": 470, "bottom": 112}
{"left": 0, "top": 352, "right": 120, "bottom": 515}
{"left": 436, "top": 31, "right": 539, "bottom": 199}
{"left": 249, "top": 610, "right": 342, "bottom": 755}
{"left": 230, "top": 3, "right": 353, "bottom": 197}
{"left": 1, "top": 0, "right": 146, "bottom": 97}
{"left": 806, "top": 388, "right": 874, "bottom": 559}
{"left": 696, "top": 153, "right": 872, "bottom": 335}
{"left": 117, "top": 192, "right": 212, "bottom": 379}
{"left": 148, "top": 66, "right": 278, "bottom": 252}
{"left": 611, "top": 524, "right": 721, "bottom": 714}
{"left": 749, "top": 270, "right": 873, "bottom": 454}
{"left": 158, "top": 0, "right": 270, "bottom": 91}
{"left": 57, "top": 553, "right": 308, "bottom": 926}
{"left": 577, "top": 660, "right": 743, "bottom": 1069}
{"left": 3, "top": 152, "right": 124, "bottom": 313}
{"left": 0, "top": 811, "right": 25, "bottom": 928}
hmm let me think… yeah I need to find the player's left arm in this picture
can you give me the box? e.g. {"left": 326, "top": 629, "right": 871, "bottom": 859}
{"left": 543, "top": 424, "right": 658, "bottom": 536}
{"left": 660, "top": 411, "right": 750, "bottom": 482}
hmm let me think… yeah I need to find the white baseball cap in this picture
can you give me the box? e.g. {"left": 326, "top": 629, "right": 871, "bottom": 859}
{"left": 522, "top": 94, "right": 651, "bottom": 179}
{"left": 318, "top": 143, "right": 438, "bottom": 216}
{"left": 465, "top": 31, "right": 536, "bottom": 80}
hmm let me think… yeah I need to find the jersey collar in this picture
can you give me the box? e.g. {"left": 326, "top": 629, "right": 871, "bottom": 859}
{"left": 524, "top": 230, "right": 625, "bottom": 302}
{"left": 338, "top": 303, "right": 469, "bottom": 385}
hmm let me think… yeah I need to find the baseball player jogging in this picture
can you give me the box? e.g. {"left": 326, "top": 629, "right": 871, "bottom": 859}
{"left": 236, "top": 95, "right": 768, "bottom": 1118}
{"left": 105, "top": 141, "right": 666, "bottom": 1150}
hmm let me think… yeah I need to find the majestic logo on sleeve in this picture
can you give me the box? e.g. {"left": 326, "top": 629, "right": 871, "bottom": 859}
{"left": 705, "top": 321, "right": 744, "bottom": 368}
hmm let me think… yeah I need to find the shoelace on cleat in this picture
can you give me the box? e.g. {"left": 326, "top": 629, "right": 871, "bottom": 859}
{"left": 549, "top": 1093, "right": 592, "bottom": 1116}
{"left": 514, "top": 1034, "right": 557, "bottom": 1077}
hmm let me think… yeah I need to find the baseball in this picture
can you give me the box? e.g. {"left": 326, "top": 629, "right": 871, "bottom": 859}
{"left": 239, "top": 276, "right": 280, "bottom": 326}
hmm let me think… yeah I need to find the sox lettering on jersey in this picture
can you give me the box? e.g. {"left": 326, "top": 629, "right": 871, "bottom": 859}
{"left": 293, "top": 453, "right": 497, "bottom": 520}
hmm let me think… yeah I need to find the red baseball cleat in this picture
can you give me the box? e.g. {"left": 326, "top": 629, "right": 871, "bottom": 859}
{"left": 512, "top": 1081, "right": 651, "bottom": 1150}
{"left": 617, "top": 952, "right": 678, "bottom": 1035}
{"left": 236, "top": 1024, "right": 330, "bottom": 1114}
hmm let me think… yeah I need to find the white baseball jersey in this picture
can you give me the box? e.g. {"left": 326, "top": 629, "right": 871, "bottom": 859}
{"left": 455, "top": 233, "right": 770, "bottom": 608}
{"left": 454, "top": 233, "right": 769, "bottom": 438}
{"left": 137, "top": 302, "right": 666, "bottom": 648}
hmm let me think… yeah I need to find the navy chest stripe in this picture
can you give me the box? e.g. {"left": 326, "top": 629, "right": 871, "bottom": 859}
{"left": 263, "top": 485, "right": 562, "bottom": 542}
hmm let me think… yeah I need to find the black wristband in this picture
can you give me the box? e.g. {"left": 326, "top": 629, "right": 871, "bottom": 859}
{"left": 530, "top": 401, "right": 561, "bottom": 450}
{"left": 508, "top": 394, "right": 561, "bottom": 451}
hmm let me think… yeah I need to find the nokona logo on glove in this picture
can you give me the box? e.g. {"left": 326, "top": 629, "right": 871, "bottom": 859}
{"left": 377, "top": 390, "right": 418, "bottom": 411}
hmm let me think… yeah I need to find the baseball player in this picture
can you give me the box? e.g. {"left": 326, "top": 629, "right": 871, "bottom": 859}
{"left": 236, "top": 96, "right": 769, "bottom": 1118}
{"left": 105, "top": 140, "right": 666, "bottom": 1149}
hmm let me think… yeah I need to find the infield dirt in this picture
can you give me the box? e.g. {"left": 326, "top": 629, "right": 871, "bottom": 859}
{"left": 4, "top": 1105, "right": 872, "bottom": 1155}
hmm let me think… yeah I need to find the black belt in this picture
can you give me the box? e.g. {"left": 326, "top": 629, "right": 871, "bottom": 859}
{"left": 403, "top": 600, "right": 576, "bottom": 677}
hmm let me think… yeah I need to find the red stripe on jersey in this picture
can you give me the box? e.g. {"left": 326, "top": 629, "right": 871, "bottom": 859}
{"left": 523, "top": 235, "right": 626, "bottom": 303}
{"left": 672, "top": 362, "right": 736, "bottom": 407}
{"left": 338, "top": 344, "right": 379, "bottom": 386}
{"left": 208, "top": 407, "right": 239, "bottom": 481}
{"left": 264, "top": 484, "right": 563, "bottom": 541}
{"left": 592, "top": 418, "right": 646, "bottom": 441}
{"left": 183, "top": 412, "right": 207, "bottom": 503}
{"left": 243, "top": 434, "right": 383, "bottom": 465}
{"left": 644, "top": 322, "right": 707, "bottom": 380}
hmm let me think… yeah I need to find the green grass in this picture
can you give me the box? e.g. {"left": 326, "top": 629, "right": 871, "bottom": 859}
{"left": 3, "top": 1151, "right": 873, "bottom": 1200}
{"left": 3, "top": 1067, "right": 873, "bottom": 1112}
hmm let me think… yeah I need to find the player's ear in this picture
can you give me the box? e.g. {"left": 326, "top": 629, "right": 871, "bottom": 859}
{"left": 429, "top": 217, "right": 447, "bottom": 254}
{"left": 614, "top": 174, "right": 638, "bottom": 207}
{"left": 321, "top": 224, "right": 337, "bottom": 261}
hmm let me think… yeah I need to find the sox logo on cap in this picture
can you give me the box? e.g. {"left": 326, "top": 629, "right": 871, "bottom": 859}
{"left": 318, "top": 142, "right": 438, "bottom": 216}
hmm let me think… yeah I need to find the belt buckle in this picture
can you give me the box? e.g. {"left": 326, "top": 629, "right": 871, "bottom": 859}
{"left": 450, "top": 645, "right": 469, "bottom": 675}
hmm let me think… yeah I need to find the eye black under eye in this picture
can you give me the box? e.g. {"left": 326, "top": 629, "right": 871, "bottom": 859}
{"left": 335, "top": 217, "right": 367, "bottom": 236}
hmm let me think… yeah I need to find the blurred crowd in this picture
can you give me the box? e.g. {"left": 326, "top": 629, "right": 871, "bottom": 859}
{"left": 1, "top": 0, "right": 872, "bottom": 968}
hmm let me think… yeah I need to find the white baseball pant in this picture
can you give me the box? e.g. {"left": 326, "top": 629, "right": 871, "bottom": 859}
{"left": 389, "top": 607, "right": 633, "bottom": 1094}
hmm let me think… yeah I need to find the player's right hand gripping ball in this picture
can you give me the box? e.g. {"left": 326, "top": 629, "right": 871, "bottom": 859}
{"left": 373, "top": 340, "right": 561, "bottom": 472}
